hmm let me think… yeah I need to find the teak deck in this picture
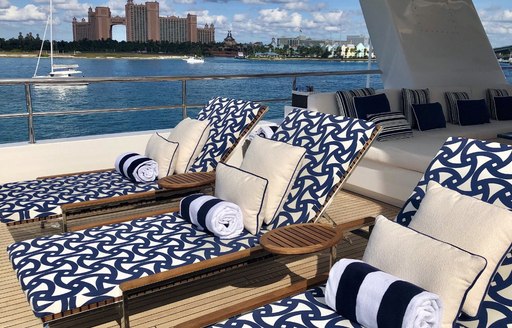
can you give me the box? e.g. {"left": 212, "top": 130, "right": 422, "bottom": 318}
{"left": 0, "top": 190, "right": 399, "bottom": 328}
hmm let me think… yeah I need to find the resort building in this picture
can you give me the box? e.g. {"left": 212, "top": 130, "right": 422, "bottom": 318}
{"left": 72, "top": 0, "right": 215, "bottom": 43}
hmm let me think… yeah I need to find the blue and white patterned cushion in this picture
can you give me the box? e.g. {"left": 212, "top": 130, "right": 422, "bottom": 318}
{"left": 269, "top": 108, "right": 376, "bottom": 229}
{"left": 397, "top": 137, "right": 512, "bottom": 327}
{"left": 8, "top": 212, "right": 261, "bottom": 318}
{"left": 188, "top": 97, "right": 263, "bottom": 172}
{"left": 1, "top": 97, "right": 262, "bottom": 224}
{"left": 7, "top": 108, "right": 376, "bottom": 319}
{"left": 213, "top": 286, "right": 358, "bottom": 328}
{"left": 0, "top": 170, "right": 158, "bottom": 224}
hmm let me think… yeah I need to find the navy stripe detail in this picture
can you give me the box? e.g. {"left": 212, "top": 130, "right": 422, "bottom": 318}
{"left": 377, "top": 280, "right": 424, "bottom": 327}
{"left": 118, "top": 153, "right": 137, "bottom": 177}
{"left": 197, "top": 198, "right": 224, "bottom": 231}
{"left": 336, "top": 262, "right": 378, "bottom": 320}
{"left": 180, "top": 194, "right": 204, "bottom": 222}
{"left": 126, "top": 157, "right": 149, "bottom": 181}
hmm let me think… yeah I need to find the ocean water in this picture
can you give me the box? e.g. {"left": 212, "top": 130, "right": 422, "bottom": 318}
{"left": 1, "top": 57, "right": 511, "bottom": 144}
{"left": 0, "top": 56, "right": 382, "bottom": 144}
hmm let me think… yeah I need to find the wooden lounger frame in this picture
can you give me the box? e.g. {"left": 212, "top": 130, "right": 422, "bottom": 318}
{"left": 7, "top": 105, "right": 268, "bottom": 230}
{"left": 36, "top": 122, "right": 381, "bottom": 327}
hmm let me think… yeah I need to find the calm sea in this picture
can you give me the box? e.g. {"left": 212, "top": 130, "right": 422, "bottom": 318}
{"left": 0, "top": 56, "right": 510, "bottom": 144}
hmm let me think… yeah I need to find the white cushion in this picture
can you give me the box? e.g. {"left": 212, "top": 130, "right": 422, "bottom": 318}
{"left": 215, "top": 162, "right": 268, "bottom": 235}
{"left": 145, "top": 133, "right": 179, "bottom": 179}
{"left": 363, "top": 216, "right": 487, "bottom": 327}
{"left": 240, "top": 136, "right": 306, "bottom": 224}
{"left": 409, "top": 181, "right": 512, "bottom": 317}
{"left": 168, "top": 118, "right": 210, "bottom": 174}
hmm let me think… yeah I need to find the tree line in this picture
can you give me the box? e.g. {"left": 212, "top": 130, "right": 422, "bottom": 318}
{"left": 0, "top": 32, "right": 333, "bottom": 58}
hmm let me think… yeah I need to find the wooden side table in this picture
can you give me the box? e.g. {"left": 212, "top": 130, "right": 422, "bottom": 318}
{"left": 158, "top": 171, "right": 216, "bottom": 190}
{"left": 260, "top": 223, "right": 343, "bottom": 268}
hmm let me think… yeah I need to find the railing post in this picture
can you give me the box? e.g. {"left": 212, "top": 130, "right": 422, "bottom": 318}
{"left": 181, "top": 80, "right": 187, "bottom": 119}
{"left": 24, "top": 83, "right": 36, "bottom": 144}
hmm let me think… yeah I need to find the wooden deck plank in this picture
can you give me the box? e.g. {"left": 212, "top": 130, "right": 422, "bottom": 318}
{"left": 0, "top": 190, "right": 399, "bottom": 328}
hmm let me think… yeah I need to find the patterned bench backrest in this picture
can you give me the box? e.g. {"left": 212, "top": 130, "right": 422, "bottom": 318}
{"left": 397, "top": 137, "right": 512, "bottom": 225}
{"left": 269, "top": 108, "right": 377, "bottom": 229}
{"left": 188, "top": 97, "right": 264, "bottom": 173}
{"left": 396, "top": 137, "right": 512, "bottom": 325}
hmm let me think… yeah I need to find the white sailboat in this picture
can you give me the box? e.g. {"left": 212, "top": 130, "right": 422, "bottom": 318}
{"left": 33, "top": 0, "right": 85, "bottom": 83}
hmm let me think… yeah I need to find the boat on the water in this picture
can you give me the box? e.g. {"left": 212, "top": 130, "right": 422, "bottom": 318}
{"left": 32, "top": 0, "right": 85, "bottom": 83}
{"left": 234, "top": 52, "right": 247, "bottom": 59}
{"left": 184, "top": 56, "right": 205, "bottom": 64}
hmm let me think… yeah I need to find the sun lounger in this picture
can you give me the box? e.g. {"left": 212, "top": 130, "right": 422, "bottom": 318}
{"left": 7, "top": 108, "right": 379, "bottom": 326}
{"left": 0, "top": 97, "right": 267, "bottom": 225}
{"left": 213, "top": 137, "right": 512, "bottom": 328}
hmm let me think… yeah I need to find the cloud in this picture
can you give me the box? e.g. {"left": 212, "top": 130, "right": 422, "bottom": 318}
{"left": 477, "top": 7, "right": 512, "bottom": 46}
{"left": 0, "top": 4, "right": 46, "bottom": 22}
{"left": 0, "top": 0, "right": 9, "bottom": 10}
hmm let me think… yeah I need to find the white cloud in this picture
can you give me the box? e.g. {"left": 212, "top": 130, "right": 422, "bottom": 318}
{"left": 0, "top": 4, "right": 46, "bottom": 22}
{"left": 477, "top": 7, "right": 512, "bottom": 46}
{"left": 0, "top": 0, "right": 9, "bottom": 10}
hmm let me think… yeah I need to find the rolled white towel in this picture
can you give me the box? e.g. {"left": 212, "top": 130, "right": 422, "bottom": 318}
{"left": 115, "top": 152, "right": 159, "bottom": 183}
{"left": 180, "top": 194, "right": 244, "bottom": 239}
{"left": 247, "top": 124, "right": 279, "bottom": 141}
{"left": 325, "top": 259, "right": 442, "bottom": 328}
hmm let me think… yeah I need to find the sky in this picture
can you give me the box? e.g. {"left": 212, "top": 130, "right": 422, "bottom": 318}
{"left": 0, "top": 0, "right": 511, "bottom": 47}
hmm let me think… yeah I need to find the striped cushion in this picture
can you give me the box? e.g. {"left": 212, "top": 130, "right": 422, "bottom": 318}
{"left": 401, "top": 88, "right": 430, "bottom": 128}
{"left": 367, "top": 112, "right": 412, "bottom": 141}
{"left": 486, "top": 88, "right": 510, "bottom": 120}
{"left": 335, "top": 88, "right": 375, "bottom": 117}
{"left": 445, "top": 91, "right": 470, "bottom": 124}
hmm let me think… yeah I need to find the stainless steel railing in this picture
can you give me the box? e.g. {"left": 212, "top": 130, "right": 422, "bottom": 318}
{"left": 0, "top": 69, "right": 382, "bottom": 143}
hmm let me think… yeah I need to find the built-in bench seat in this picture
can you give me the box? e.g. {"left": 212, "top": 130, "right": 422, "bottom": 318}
{"left": 307, "top": 85, "right": 512, "bottom": 206}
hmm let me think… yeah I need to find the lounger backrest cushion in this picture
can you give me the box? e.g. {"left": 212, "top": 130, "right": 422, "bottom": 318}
{"left": 396, "top": 137, "right": 512, "bottom": 325}
{"left": 188, "top": 97, "right": 263, "bottom": 173}
{"left": 269, "top": 108, "right": 377, "bottom": 229}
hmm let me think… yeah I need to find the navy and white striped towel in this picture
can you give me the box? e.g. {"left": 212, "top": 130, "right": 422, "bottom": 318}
{"left": 325, "top": 259, "right": 442, "bottom": 328}
{"left": 115, "top": 152, "right": 158, "bottom": 183}
{"left": 180, "top": 194, "right": 244, "bottom": 239}
{"left": 248, "top": 124, "right": 279, "bottom": 141}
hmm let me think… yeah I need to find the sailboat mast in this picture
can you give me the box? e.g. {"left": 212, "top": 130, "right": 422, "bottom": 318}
{"left": 49, "top": 0, "right": 53, "bottom": 73}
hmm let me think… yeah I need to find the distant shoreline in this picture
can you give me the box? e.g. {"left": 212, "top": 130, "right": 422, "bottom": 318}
{"left": 0, "top": 51, "right": 375, "bottom": 62}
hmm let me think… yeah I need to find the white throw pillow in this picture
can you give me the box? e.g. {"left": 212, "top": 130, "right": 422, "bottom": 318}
{"left": 215, "top": 162, "right": 268, "bottom": 235}
{"left": 240, "top": 136, "right": 306, "bottom": 224}
{"left": 145, "top": 132, "right": 179, "bottom": 179}
{"left": 409, "top": 181, "right": 512, "bottom": 317}
{"left": 168, "top": 118, "right": 210, "bottom": 174}
{"left": 363, "top": 216, "right": 487, "bottom": 327}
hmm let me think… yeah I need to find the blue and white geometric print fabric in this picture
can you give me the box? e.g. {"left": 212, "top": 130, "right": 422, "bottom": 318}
{"left": 269, "top": 108, "right": 376, "bottom": 229}
{"left": 397, "top": 137, "right": 512, "bottom": 225}
{"left": 188, "top": 97, "right": 262, "bottom": 173}
{"left": 8, "top": 212, "right": 261, "bottom": 318}
{"left": 213, "top": 286, "right": 359, "bottom": 328}
{"left": 0, "top": 170, "right": 158, "bottom": 224}
{"left": 397, "top": 136, "right": 512, "bottom": 328}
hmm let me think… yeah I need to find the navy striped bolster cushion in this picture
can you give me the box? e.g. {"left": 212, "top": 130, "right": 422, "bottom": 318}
{"left": 325, "top": 259, "right": 442, "bottom": 328}
{"left": 366, "top": 112, "right": 413, "bottom": 141}
{"left": 114, "top": 152, "right": 158, "bottom": 183}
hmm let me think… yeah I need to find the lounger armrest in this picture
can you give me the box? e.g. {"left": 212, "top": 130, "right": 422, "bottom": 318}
{"left": 120, "top": 246, "right": 267, "bottom": 295}
{"left": 157, "top": 171, "right": 216, "bottom": 190}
